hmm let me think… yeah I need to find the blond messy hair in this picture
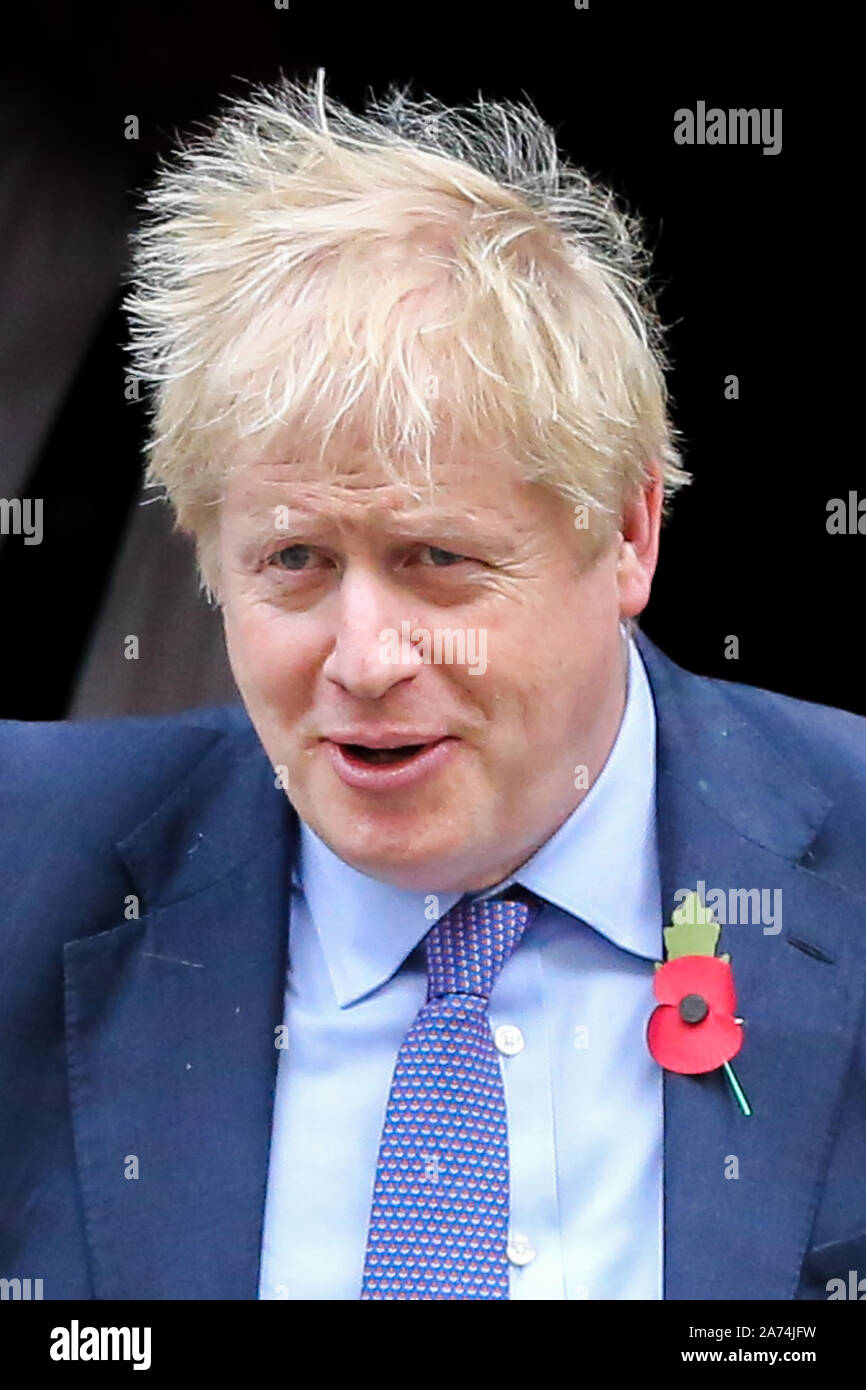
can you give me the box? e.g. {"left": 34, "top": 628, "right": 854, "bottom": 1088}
{"left": 126, "top": 69, "right": 690, "bottom": 596}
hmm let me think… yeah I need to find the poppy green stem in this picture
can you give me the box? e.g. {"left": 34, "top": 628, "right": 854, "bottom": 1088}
{"left": 723, "top": 1061, "right": 752, "bottom": 1116}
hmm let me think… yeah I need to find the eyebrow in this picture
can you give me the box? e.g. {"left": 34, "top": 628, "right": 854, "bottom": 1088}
{"left": 241, "top": 506, "right": 503, "bottom": 547}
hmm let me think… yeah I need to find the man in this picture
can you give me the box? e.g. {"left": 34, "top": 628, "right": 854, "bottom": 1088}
{"left": 2, "top": 72, "right": 865, "bottom": 1302}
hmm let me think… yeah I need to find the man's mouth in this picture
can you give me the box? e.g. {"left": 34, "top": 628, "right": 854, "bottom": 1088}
{"left": 339, "top": 742, "right": 432, "bottom": 766}
{"left": 322, "top": 736, "right": 457, "bottom": 790}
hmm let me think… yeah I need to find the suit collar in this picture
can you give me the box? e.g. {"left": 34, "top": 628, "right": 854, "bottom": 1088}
{"left": 116, "top": 719, "right": 297, "bottom": 911}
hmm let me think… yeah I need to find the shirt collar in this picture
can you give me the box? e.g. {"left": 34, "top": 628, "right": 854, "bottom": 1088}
{"left": 294, "top": 629, "right": 660, "bottom": 1007}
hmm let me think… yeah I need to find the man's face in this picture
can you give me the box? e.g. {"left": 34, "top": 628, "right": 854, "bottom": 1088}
{"left": 217, "top": 448, "right": 659, "bottom": 892}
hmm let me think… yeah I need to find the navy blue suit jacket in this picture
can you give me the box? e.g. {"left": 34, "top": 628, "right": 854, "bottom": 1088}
{"left": 2, "top": 631, "right": 866, "bottom": 1299}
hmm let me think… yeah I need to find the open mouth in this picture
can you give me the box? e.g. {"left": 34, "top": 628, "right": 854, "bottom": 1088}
{"left": 340, "top": 742, "right": 431, "bottom": 766}
{"left": 325, "top": 736, "right": 456, "bottom": 789}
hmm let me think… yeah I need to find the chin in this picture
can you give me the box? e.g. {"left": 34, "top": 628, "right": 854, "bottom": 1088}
{"left": 318, "top": 823, "right": 466, "bottom": 891}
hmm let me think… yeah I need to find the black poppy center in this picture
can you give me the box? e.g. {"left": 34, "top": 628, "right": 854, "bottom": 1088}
{"left": 679, "top": 992, "right": 709, "bottom": 1024}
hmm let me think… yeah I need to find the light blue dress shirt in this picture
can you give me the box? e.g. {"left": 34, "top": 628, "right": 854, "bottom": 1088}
{"left": 259, "top": 632, "right": 664, "bottom": 1300}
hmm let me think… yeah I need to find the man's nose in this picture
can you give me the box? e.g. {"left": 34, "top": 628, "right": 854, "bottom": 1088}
{"left": 321, "top": 568, "right": 421, "bottom": 699}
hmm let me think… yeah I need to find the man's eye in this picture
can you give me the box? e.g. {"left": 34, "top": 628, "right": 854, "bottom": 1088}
{"left": 265, "top": 544, "right": 469, "bottom": 573}
{"left": 419, "top": 545, "right": 469, "bottom": 567}
{"left": 269, "top": 545, "right": 314, "bottom": 571}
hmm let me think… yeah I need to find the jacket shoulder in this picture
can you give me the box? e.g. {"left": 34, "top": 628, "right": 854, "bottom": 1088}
{"left": 704, "top": 670, "right": 866, "bottom": 801}
{"left": 0, "top": 705, "right": 256, "bottom": 845}
{"left": 637, "top": 630, "right": 866, "bottom": 805}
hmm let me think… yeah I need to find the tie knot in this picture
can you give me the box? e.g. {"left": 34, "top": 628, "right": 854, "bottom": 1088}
{"left": 424, "top": 894, "right": 537, "bottom": 1002}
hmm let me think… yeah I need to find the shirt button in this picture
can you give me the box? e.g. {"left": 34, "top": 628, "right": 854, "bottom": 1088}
{"left": 494, "top": 1023, "right": 524, "bottom": 1056}
{"left": 507, "top": 1234, "right": 537, "bottom": 1266}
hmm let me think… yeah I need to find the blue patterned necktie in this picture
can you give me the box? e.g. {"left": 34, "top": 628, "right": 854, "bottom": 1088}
{"left": 360, "top": 892, "right": 540, "bottom": 1300}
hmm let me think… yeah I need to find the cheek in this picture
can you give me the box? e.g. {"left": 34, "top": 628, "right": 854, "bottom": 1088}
{"left": 506, "top": 588, "right": 616, "bottom": 721}
{"left": 223, "top": 599, "right": 300, "bottom": 705}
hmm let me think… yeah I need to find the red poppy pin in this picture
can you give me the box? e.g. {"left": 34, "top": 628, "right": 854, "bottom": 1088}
{"left": 647, "top": 891, "right": 752, "bottom": 1116}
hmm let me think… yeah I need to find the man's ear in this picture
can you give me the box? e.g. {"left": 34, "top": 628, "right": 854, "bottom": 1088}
{"left": 617, "top": 460, "right": 664, "bottom": 620}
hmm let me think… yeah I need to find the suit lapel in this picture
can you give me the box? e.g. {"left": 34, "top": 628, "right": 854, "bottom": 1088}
{"left": 636, "top": 631, "right": 866, "bottom": 1298}
{"left": 64, "top": 724, "right": 298, "bottom": 1299}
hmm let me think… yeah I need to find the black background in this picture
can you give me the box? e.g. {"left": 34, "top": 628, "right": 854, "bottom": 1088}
{"left": 3, "top": 3, "right": 848, "bottom": 718}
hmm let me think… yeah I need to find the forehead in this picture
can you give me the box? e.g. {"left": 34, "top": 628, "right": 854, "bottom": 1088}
{"left": 220, "top": 447, "right": 556, "bottom": 536}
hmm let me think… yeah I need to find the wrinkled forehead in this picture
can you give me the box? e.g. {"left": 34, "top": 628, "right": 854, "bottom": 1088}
{"left": 220, "top": 433, "right": 544, "bottom": 532}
